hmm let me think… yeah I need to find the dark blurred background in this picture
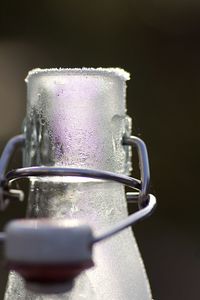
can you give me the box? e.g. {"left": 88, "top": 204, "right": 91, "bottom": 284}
{"left": 0, "top": 1, "right": 200, "bottom": 299}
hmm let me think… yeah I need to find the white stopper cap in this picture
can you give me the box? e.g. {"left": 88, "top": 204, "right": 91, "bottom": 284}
{"left": 5, "top": 218, "right": 93, "bottom": 264}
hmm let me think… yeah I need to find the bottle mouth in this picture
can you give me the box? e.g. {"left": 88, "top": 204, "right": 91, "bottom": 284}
{"left": 25, "top": 67, "right": 130, "bottom": 83}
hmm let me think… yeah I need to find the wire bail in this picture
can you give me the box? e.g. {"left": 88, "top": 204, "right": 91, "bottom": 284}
{"left": 0, "top": 134, "right": 156, "bottom": 242}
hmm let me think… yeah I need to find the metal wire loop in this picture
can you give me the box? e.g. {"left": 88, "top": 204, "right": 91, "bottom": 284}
{"left": 0, "top": 134, "right": 151, "bottom": 208}
{"left": 0, "top": 134, "right": 156, "bottom": 243}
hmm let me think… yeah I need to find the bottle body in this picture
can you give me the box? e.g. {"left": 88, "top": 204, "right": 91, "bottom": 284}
{"left": 5, "top": 68, "right": 152, "bottom": 300}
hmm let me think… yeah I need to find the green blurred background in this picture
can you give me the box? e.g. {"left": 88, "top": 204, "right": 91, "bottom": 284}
{"left": 0, "top": 0, "right": 200, "bottom": 299}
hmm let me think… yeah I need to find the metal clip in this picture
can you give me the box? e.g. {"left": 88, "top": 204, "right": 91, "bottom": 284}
{"left": 0, "top": 135, "right": 25, "bottom": 210}
{"left": 123, "top": 136, "right": 150, "bottom": 207}
{"left": 0, "top": 134, "right": 156, "bottom": 242}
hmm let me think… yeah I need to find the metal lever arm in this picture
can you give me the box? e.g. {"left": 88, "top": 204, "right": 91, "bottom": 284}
{"left": 93, "top": 193, "right": 156, "bottom": 243}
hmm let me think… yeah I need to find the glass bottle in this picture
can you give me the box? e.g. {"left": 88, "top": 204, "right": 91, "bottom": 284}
{"left": 5, "top": 68, "right": 152, "bottom": 300}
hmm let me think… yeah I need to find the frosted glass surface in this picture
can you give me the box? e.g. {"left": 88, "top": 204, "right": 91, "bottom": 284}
{"left": 5, "top": 68, "right": 152, "bottom": 300}
{"left": 23, "top": 68, "right": 131, "bottom": 173}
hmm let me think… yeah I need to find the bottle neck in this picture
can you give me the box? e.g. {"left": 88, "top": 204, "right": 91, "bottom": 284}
{"left": 24, "top": 71, "right": 131, "bottom": 222}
